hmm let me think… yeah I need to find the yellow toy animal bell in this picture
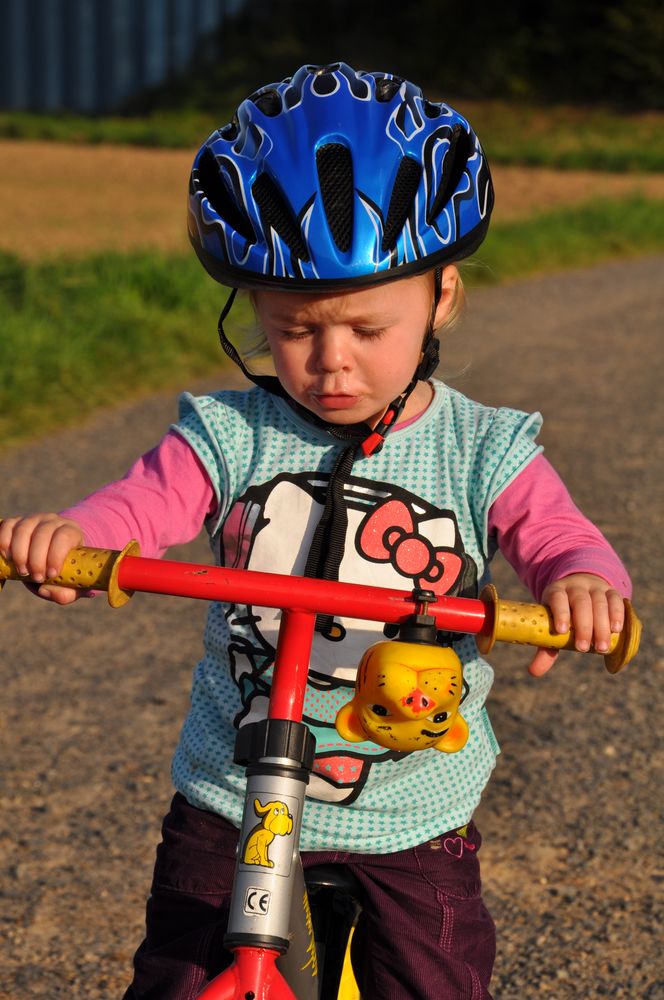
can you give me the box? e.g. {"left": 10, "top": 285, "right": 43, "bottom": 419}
{"left": 335, "top": 590, "right": 469, "bottom": 754}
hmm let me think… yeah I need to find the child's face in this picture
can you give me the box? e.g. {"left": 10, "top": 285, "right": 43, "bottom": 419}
{"left": 254, "top": 269, "right": 456, "bottom": 427}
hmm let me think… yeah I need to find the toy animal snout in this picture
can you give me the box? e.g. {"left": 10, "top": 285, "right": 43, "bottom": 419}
{"left": 401, "top": 688, "right": 436, "bottom": 715}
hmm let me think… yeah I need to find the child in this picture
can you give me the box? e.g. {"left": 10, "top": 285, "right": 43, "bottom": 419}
{"left": 0, "top": 64, "right": 631, "bottom": 999}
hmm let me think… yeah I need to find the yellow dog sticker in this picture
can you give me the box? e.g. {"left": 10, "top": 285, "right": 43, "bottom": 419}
{"left": 242, "top": 799, "right": 294, "bottom": 868}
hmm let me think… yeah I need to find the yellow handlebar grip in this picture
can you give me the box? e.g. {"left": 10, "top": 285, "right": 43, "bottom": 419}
{"left": 478, "top": 585, "right": 641, "bottom": 673}
{"left": 0, "top": 540, "right": 140, "bottom": 608}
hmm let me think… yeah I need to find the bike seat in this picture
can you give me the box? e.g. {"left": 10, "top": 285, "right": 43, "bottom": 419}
{"left": 305, "top": 864, "right": 363, "bottom": 900}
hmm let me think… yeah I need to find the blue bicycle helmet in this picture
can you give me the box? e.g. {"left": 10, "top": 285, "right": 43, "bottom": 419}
{"left": 188, "top": 62, "right": 493, "bottom": 290}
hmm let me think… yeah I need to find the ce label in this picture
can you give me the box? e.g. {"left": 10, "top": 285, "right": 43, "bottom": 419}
{"left": 244, "top": 886, "right": 271, "bottom": 915}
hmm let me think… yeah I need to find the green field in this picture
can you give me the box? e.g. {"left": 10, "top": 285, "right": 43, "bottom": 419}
{"left": 1, "top": 101, "right": 663, "bottom": 173}
{"left": 2, "top": 193, "right": 662, "bottom": 449}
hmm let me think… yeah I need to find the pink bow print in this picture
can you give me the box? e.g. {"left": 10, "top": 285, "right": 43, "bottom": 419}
{"left": 358, "top": 500, "right": 463, "bottom": 596}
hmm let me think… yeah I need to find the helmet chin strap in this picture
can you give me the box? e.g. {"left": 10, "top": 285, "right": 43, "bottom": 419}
{"left": 217, "top": 271, "right": 442, "bottom": 635}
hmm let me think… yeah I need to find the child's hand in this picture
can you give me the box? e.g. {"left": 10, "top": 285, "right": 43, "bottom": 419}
{"left": 0, "top": 513, "right": 85, "bottom": 604}
{"left": 528, "top": 573, "right": 626, "bottom": 677}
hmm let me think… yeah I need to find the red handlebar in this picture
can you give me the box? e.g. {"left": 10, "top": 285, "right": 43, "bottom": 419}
{"left": 116, "top": 554, "right": 489, "bottom": 635}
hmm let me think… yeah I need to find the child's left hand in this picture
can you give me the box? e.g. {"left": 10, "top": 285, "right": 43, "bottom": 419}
{"left": 529, "top": 573, "right": 626, "bottom": 677}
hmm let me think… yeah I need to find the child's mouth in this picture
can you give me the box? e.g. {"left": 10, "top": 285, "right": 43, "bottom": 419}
{"left": 314, "top": 394, "right": 360, "bottom": 410}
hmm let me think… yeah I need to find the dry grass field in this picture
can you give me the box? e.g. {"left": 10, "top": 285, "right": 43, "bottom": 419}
{"left": 2, "top": 139, "right": 664, "bottom": 260}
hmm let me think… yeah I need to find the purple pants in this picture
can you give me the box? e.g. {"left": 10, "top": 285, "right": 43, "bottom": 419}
{"left": 123, "top": 793, "right": 495, "bottom": 1000}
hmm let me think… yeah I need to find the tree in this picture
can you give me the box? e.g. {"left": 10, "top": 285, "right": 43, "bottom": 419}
{"left": 126, "top": 0, "right": 663, "bottom": 112}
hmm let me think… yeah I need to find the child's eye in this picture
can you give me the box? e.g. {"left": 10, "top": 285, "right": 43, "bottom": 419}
{"left": 354, "top": 327, "right": 385, "bottom": 340}
{"left": 280, "top": 329, "right": 312, "bottom": 341}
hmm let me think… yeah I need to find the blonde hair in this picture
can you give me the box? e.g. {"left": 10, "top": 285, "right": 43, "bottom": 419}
{"left": 241, "top": 269, "right": 466, "bottom": 364}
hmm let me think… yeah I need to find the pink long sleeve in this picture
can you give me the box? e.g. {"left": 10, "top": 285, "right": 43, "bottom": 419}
{"left": 59, "top": 431, "right": 216, "bottom": 557}
{"left": 488, "top": 454, "right": 631, "bottom": 600}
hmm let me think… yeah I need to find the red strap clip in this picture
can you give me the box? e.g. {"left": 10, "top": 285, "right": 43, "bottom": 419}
{"left": 360, "top": 406, "right": 399, "bottom": 457}
{"left": 360, "top": 431, "right": 385, "bottom": 457}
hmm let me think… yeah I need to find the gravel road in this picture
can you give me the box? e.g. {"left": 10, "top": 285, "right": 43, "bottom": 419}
{"left": 1, "top": 256, "right": 662, "bottom": 999}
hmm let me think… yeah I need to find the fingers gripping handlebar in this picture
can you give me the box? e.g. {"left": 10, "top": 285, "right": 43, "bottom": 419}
{"left": 0, "top": 542, "right": 641, "bottom": 672}
{"left": 477, "top": 584, "right": 640, "bottom": 674}
{"left": 0, "top": 540, "right": 140, "bottom": 607}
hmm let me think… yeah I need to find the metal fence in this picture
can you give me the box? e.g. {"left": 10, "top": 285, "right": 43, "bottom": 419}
{"left": 0, "top": 0, "right": 233, "bottom": 113}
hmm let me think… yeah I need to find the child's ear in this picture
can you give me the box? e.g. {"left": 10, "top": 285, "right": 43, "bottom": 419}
{"left": 433, "top": 265, "right": 461, "bottom": 328}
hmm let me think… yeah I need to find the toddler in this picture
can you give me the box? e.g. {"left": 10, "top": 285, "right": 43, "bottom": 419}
{"left": 0, "top": 64, "right": 630, "bottom": 999}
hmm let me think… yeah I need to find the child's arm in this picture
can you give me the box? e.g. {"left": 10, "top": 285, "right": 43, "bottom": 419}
{"left": 0, "top": 432, "right": 215, "bottom": 604}
{"left": 58, "top": 431, "right": 216, "bottom": 556}
{"left": 488, "top": 455, "right": 631, "bottom": 677}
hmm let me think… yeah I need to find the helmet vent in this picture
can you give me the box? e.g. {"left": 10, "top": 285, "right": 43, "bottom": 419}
{"left": 382, "top": 156, "right": 422, "bottom": 252}
{"left": 316, "top": 143, "right": 354, "bottom": 253}
{"left": 374, "top": 76, "right": 402, "bottom": 102}
{"left": 196, "top": 148, "right": 255, "bottom": 242}
{"left": 252, "top": 173, "right": 310, "bottom": 261}
{"left": 312, "top": 72, "right": 339, "bottom": 96}
{"left": 250, "top": 88, "right": 282, "bottom": 117}
{"left": 219, "top": 117, "right": 240, "bottom": 140}
{"left": 426, "top": 124, "right": 471, "bottom": 224}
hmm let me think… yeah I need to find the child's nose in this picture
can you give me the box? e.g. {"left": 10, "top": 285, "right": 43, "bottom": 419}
{"left": 314, "top": 329, "right": 350, "bottom": 373}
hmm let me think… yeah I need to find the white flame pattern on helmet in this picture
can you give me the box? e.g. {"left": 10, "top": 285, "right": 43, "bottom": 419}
{"left": 189, "top": 64, "right": 492, "bottom": 285}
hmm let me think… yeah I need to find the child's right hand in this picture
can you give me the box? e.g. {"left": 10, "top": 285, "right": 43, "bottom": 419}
{"left": 0, "top": 513, "right": 85, "bottom": 604}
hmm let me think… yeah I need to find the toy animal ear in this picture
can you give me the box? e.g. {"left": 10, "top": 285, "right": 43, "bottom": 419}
{"left": 434, "top": 714, "right": 469, "bottom": 754}
{"left": 335, "top": 703, "right": 366, "bottom": 743}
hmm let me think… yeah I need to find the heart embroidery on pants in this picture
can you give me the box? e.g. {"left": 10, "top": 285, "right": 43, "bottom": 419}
{"left": 443, "top": 836, "right": 465, "bottom": 858}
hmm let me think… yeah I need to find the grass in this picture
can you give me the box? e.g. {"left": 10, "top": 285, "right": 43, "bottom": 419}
{"left": 463, "top": 194, "right": 664, "bottom": 286}
{"left": 0, "top": 109, "right": 223, "bottom": 150}
{"left": 1, "top": 101, "right": 663, "bottom": 173}
{"left": 453, "top": 100, "right": 664, "bottom": 174}
{"left": 0, "top": 251, "right": 251, "bottom": 447}
{"left": 1, "top": 194, "right": 662, "bottom": 449}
